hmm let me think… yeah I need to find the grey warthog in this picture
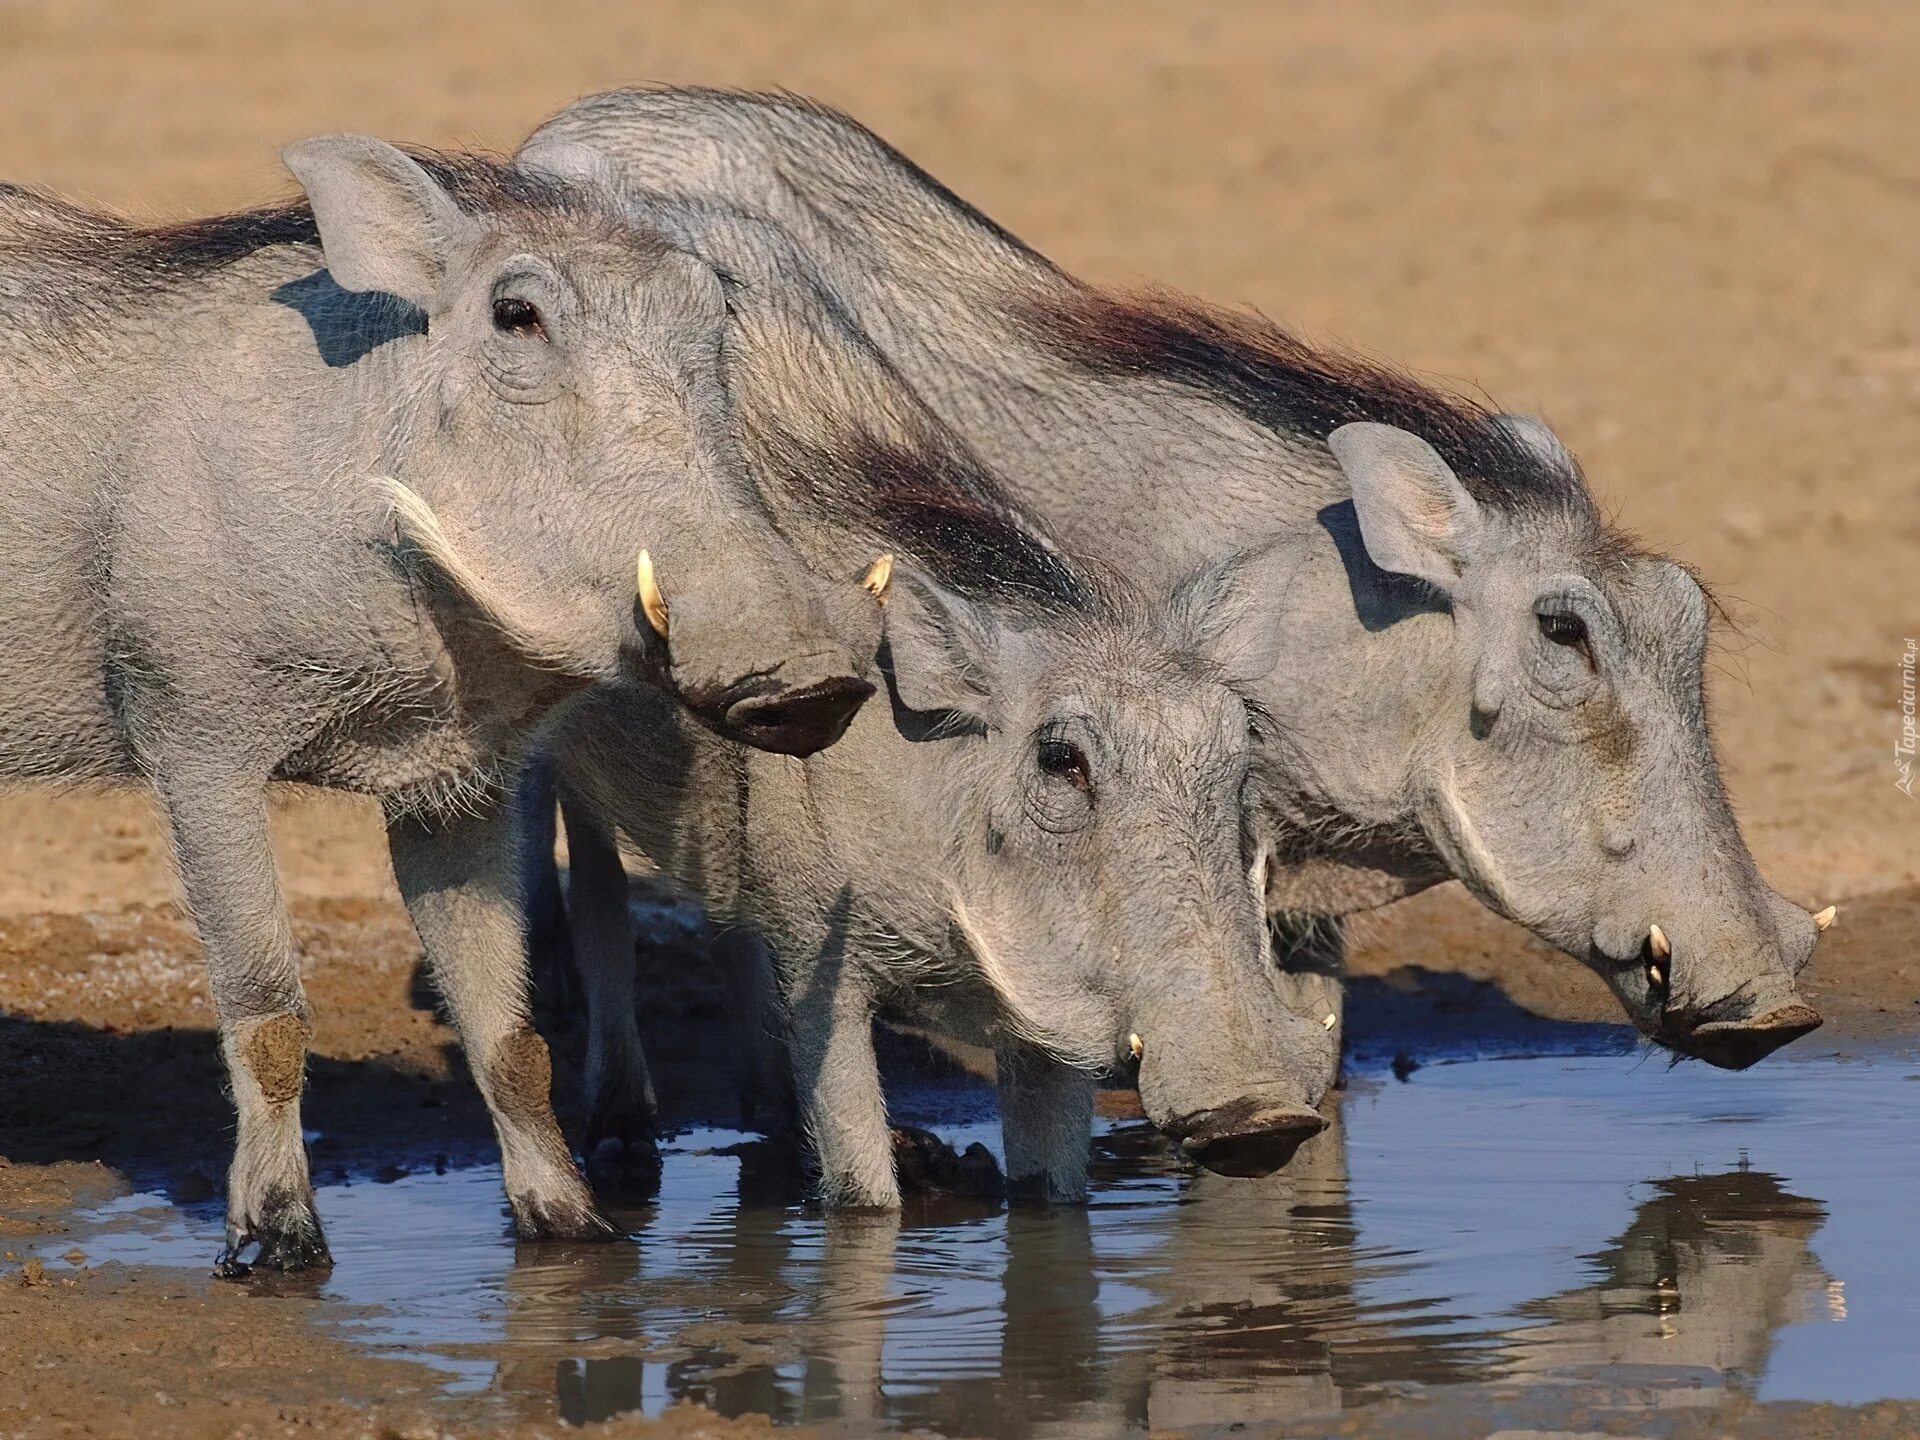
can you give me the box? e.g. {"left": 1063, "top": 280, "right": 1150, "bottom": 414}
{"left": 0, "top": 135, "right": 885, "bottom": 1271}
{"left": 523, "top": 88, "right": 1834, "bottom": 1070}
{"left": 521, "top": 219, "right": 1337, "bottom": 1205}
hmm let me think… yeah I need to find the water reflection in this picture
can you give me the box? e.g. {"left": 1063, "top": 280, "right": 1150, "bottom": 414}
{"left": 1501, "top": 1170, "right": 1831, "bottom": 1396}
{"left": 53, "top": 1057, "right": 1879, "bottom": 1433}
{"left": 461, "top": 1098, "right": 1835, "bottom": 1436}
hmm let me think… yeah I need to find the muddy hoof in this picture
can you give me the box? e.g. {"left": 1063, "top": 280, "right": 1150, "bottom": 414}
{"left": 1092, "top": 1123, "right": 1176, "bottom": 1161}
{"left": 1179, "top": 1102, "right": 1328, "bottom": 1178}
{"left": 585, "top": 1126, "right": 663, "bottom": 1203}
{"left": 1006, "top": 1172, "right": 1089, "bottom": 1206}
{"left": 1685, "top": 1004, "right": 1822, "bottom": 1070}
{"left": 511, "top": 1194, "right": 627, "bottom": 1244}
{"left": 892, "top": 1126, "right": 1005, "bottom": 1201}
{"left": 721, "top": 1134, "right": 811, "bottom": 1206}
{"left": 214, "top": 1199, "right": 332, "bottom": 1279}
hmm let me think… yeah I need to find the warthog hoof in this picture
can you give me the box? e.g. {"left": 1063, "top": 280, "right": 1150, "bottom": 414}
{"left": 1685, "top": 1004, "right": 1822, "bottom": 1070}
{"left": 891, "top": 1126, "right": 1005, "bottom": 1201}
{"left": 1005, "top": 1171, "right": 1091, "bottom": 1206}
{"left": 214, "top": 1194, "right": 332, "bottom": 1279}
{"left": 585, "top": 1127, "right": 663, "bottom": 1203}
{"left": 1177, "top": 1100, "right": 1328, "bottom": 1178}
{"left": 510, "top": 1193, "right": 627, "bottom": 1244}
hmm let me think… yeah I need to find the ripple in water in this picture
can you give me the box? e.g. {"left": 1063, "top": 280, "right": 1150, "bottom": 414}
{"left": 45, "top": 1052, "right": 1920, "bottom": 1436}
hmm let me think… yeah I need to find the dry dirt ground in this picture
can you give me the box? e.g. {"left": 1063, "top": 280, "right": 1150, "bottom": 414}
{"left": 1, "top": 2, "right": 1917, "bottom": 1437}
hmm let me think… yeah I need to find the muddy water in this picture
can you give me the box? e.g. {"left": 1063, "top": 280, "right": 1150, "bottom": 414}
{"left": 36, "top": 1051, "right": 1920, "bottom": 1436}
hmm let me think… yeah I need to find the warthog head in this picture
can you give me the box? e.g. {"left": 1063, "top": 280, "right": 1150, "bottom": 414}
{"left": 1326, "top": 420, "right": 1825, "bottom": 1068}
{"left": 283, "top": 135, "right": 878, "bottom": 755}
{"left": 883, "top": 560, "right": 1337, "bottom": 1175}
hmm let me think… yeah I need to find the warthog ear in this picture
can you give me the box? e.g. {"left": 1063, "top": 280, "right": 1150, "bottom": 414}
{"left": 1328, "top": 422, "right": 1486, "bottom": 595}
{"left": 880, "top": 569, "right": 999, "bottom": 726}
{"left": 283, "top": 135, "right": 474, "bottom": 311}
{"left": 1170, "top": 538, "right": 1301, "bottom": 685}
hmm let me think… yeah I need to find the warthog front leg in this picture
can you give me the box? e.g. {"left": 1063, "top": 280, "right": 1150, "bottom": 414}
{"left": 385, "top": 798, "right": 617, "bottom": 1242}
{"left": 995, "top": 1041, "right": 1094, "bottom": 1204}
{"left": 556, "top": 797, "right": 660, "bottom": 1195}
{"left": 515, "top": 754, "right": 577, "bottom": 1027}
{"left": 153, "top": 770, "right": 330, "bottom": 1276}
{"left": 712, "top": 927, "right": 794, "bottom": 1133}
{"left": 787, "top": 939, "right": 898, "bottom": 1210}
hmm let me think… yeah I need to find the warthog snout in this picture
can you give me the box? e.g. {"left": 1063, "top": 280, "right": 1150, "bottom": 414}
{"left": 1138, "top": 1028, "right": 1330, "bottom": 1180}
{"left": 630, "top": 549, "right": 883, "bottom": 757}
{"left": 1171, "top": 1091, "right": 1330, "bottom": 1178}
{"left": 1671, "top": 1003, "right": 1823, "bottom": 1071}
{"left": 1613, "top": 898, "right": 1830, "bottom": 1070}
{"left": 684, "top": 672, "right": 876, "bottom": 758}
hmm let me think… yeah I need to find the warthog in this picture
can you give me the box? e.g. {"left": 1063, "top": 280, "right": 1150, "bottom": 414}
{"left": 523, "top": 88, "right": 1833, "bottom": 1070}
{"left": 519, "top": 207, "right": 1337, "bottom": 1204}
{"left": 0, "top": 135, "right": 883, "bottom": 1270}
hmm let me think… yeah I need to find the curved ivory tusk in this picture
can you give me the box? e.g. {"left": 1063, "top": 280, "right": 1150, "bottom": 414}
{"left": 1127, "top": 1032, "right": 1144, "bottom": 1061}
{"left": 635, "top": 549, "right": 669, "bottom": 638}
{"left": 862, "top": 552, "right": 894, "bottom": 603}
{"left": 1322, "top": 1012, "right": 1337, "bottom": 1031}
{"left": 1647, "top": 960, "right": 1666, "bottom": 990}
{"left": 1648, "top": 923, "right": 1671, "bottom": 961}
{"left": 1812, "top": 905, "right": 1837, "bottom": 932}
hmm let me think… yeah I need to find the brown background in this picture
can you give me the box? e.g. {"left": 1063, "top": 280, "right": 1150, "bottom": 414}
{"left": 0, "top": 0, "right": 1913, "bottom": 1016}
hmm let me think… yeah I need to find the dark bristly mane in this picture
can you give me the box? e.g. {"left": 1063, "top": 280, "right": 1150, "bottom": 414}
{"left": 714, "top": 228, "right": 1093, "bottom": 615}
{"left": 1, "top": 150, "right": 632, "bottom": 300}
{"left": 1018, "top": 286, "right": 1594, "bottom": 517}
{"left": 749, "top": 417, "right": 1090, "bottom": 614}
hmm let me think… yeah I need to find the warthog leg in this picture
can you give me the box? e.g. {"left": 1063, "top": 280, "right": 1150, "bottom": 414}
{"left": 516, "top": 755, "right": 578, "bottom": 1028}
{"left": 711, "top": 927, "right": 795, "bottom": 1133}
{"left": 385, "top": 799, "right": 618, "bottom": 1242}
{"left": 995, "top": 1040, "right": 1095, "bottom": 1204}
{"left": 557, "top": 796, "right": 661, "bottom": 1197}
{"left": 786, "top": 933, "right": 899, "bottom": 1210}
{"left": 153, "top": 769, "right": 331, "bottom": 1276}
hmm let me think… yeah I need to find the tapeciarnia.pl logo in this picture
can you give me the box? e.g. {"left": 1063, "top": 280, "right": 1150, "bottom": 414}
{"left": 1898, "top": 637, "right": 1917, "bottom": 797}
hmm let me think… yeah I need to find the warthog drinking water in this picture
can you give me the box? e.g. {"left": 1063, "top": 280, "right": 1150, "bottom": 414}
{"left": 0, "top": 136, "right": 885, "bottom": 1270}
{"left": 520, "top": 205, "right": 1338, "bottom": 1204}
{"left": 524, "top": 88, "right": 1833, "bottom": 1071}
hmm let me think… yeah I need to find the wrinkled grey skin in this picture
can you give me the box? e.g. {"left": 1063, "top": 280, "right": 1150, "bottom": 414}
{"left": 517, "top": 196, "right": 1338, "bottom": 1204}
{"left": 523, "top": 89, "right": 1827, "bottom": 1069}
{"left": 547, "top": 549, "right": 1336, "bottom": 1208}
{"left": 0, "top": 135, "right": 880, "bottom": 1271}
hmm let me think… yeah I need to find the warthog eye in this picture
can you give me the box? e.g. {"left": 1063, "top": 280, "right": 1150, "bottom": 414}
{"left": 1037, "top": 737, "right": 1092, "bottom": 793}
{"left": 491, "top": 296, "right": 547, "bottom": 341}
{"left": 1538, "top": 611, "right": 1591, "bottom": 660}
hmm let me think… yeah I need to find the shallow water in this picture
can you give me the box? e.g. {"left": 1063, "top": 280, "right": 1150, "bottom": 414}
{"left": 44, "top": 1050, "right": 1920, "bottom": 1436}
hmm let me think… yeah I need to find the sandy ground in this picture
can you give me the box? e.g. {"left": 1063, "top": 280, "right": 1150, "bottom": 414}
{"left": 1, "top": 1, "right": 1917, "bottom": 1436}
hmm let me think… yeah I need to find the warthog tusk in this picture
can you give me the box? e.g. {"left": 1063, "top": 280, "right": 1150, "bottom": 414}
{"left": 1812, "top": 905, "right": 1837, "bottom": 932}
{"left": 862, "top": 553, "right": 894, "bottom": 603}
{"left": 1647, "top": 960, "right": 1666, "bottom": 990}
{"left": 1322, "top": 1012, "right": 1337, "bottom": 1031}
{"left": 1128, "top": 1033, "right": 1144, "bottom": 1061}
{"left": 1648, "top": 923, "right": 1671, "bottom": 961}
{"left": 635, "top": 549, "right": 669, "bottom": 638}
